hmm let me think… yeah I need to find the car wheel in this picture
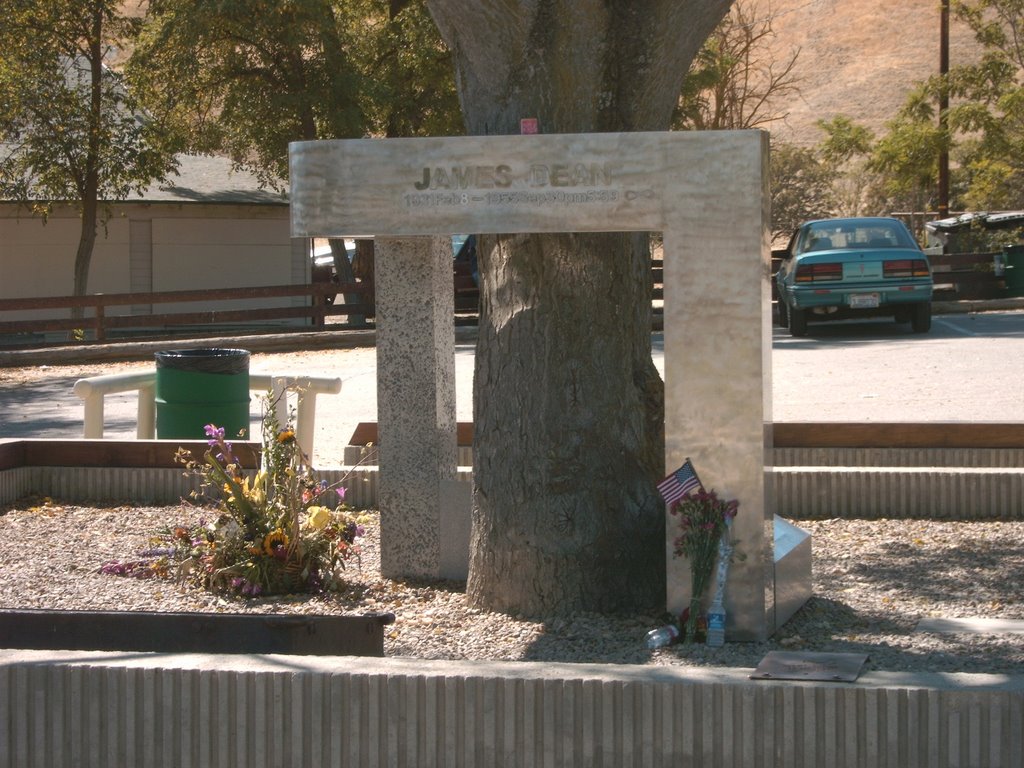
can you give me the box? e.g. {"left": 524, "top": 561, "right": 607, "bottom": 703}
{"left": 911, "top": 302, "right": 931, "bottom": 333}
{"left": 789, "top": 307, "right": 808, "bottom": 337}
{"left": 776, "top": 300, "right": 789, "bottom": 328}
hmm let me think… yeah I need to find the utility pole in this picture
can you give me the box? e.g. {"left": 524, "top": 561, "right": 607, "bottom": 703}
{"left": 938, "top": 0, "right": 950, "bottom": 216}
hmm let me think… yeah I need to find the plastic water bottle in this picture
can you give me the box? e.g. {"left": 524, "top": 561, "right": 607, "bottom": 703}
{"left": 705, "top": 609, "right": 726, "bottom": 648}
{"left": 644, "top": 624, "right": 679, "bottom": 649}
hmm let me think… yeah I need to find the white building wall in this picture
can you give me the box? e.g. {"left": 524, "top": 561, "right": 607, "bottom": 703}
{"left": 151, "top": 216, "right": 291, "bottom": 291}
{"left": 151, "top": 215, "right": 295, "bottom": 312}
{"left": 0, "top": 202, "right": 301, "bottom": 322}
{"left": 0, "top": 212, "right": 131, "bottom": 299}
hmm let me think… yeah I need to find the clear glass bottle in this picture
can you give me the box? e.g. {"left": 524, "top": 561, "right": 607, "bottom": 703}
{"left": 644, "top": 624, "right": 679, "bottom": 649}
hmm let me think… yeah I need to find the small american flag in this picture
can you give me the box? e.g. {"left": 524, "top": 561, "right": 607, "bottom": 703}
{"left": 657, "top": 459, "right": 703, "bottom": 505}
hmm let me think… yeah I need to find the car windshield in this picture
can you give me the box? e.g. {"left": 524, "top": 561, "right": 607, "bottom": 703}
{"left": 796, "top": 221, "right": 917, "bottom": 255}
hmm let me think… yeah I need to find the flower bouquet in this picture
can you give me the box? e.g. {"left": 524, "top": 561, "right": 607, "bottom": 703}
{"left": 670, "top": 488, "right": 738, "bottom": 642}
{"left": 102, "top": 397, "right": 365, "bottom": 597}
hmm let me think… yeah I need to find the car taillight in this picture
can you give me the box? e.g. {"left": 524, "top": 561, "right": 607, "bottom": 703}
{"left": 883, "top": 259, "right": 930, "bottom": 278}
{"left": 795, "top": 262, "right": 843, "bottom": 282}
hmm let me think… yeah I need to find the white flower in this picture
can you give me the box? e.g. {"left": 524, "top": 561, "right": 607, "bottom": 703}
{"left": 209, "top": 517, "right": 241, "bottom": 542}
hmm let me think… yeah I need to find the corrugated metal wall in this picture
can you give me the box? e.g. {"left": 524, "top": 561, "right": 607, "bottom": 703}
{"left": 2, "top": 651, "right": 1022, "bottom": 768}
{"left": 772, "top": 448, "right": 1024, "bottom": 519}
{"left": 2, "top": 461, "right": 1020, "bottom": 520}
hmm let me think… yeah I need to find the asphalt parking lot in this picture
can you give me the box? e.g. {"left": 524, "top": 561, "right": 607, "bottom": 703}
{"left": 1, "top": 308, "right": 1023, "bottom": 467}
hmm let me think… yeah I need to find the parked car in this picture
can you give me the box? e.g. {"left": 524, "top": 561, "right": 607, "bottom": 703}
{"left": 311, "top": 236, "right": 480, "bottom": 312}
{"left": 775, "top": 217, "right": 933, "bottom": 337}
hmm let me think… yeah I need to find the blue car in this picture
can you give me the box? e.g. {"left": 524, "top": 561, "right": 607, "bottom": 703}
{"left": 775, "top": 217, "right": 933, "bottom": 337}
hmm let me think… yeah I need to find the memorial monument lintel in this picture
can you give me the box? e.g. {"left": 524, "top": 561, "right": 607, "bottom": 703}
{"left": 290, "top": 131, "right": 761, "bottom": 237}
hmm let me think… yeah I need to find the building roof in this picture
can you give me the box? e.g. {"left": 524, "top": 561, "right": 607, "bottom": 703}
{"left": 132, "top": 154, "right": 288, "bottom": 205}
{"left": 0, "top": 149, "right": 287, "bottom": 206}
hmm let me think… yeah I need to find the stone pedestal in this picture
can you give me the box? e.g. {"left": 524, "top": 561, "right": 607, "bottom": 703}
{"left": 375, "top": 236, "right": 457, "bottom": 580}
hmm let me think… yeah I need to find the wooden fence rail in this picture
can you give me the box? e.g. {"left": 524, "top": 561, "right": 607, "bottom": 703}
{"left": 928, "top": 250, "right": 1005, "bottom": 299}
{"left": 0, "top": 250, "right": 1006, "bottom": 348}
{"left": 0, "top": 282, "right": 372, "bottom": 345}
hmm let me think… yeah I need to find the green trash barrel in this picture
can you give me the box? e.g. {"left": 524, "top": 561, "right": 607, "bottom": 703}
{"left": 155, "top": 348, "right": 250, "bottom": 439}
{"left": 1004, "top": 245, "right": 1024, "bottom": 297}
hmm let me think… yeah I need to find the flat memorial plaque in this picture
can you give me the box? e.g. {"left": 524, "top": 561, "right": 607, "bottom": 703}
{"left": 916, "top": 617, "right": 1024, "bottom": 634}
{"left": 750, "top": 651, "right": 868, "bottom": 683}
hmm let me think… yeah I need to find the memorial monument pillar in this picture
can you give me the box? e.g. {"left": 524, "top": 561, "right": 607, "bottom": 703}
{"left": 374, "top": 236, "right": 458, "bottom": 579}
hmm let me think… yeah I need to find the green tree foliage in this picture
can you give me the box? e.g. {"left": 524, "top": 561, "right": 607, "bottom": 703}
{"left": 769, "top": 142, "right": 834, "bottom": 239}
{"left": 129, "top": 0, "right": 460, "bottom": 188}
{"left": 814, "top": 116, "right": 883, "bottom": 216}
{"left": 0, "top": 0, "right": 176, "bottom": 298}
{"left": 816, "top": 106, "right": 944, "bottom": 217}
{"left": 817, "top": 115, "right": 874, "bottom": 168}
{"left": 867, "top": 85, "right": 948, "bottom": 213}
{"left": 128, "top": 0, "right": 365, "bottom": 189}
{"left": 130, "top": 0, "right": 459, "bottom": 291}
{"left": 948, "top": 0, "right": 1024, "bottom": 208}
{"left": 353, "top": 1, "right": 462, "bottom": 138}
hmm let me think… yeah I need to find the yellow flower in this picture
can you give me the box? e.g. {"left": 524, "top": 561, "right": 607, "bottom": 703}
{"left": 221, "top": 472, "right": 268, "bottom": 507}
{"left": 263, "top": 528, "right": 289, "bottom": 556}
{"left": 277, "top": 429, "right": 295, "bottom": 444}
{"left": 305, "top": 506, "right": 331, "bottom": 530}
{"left": 239, "top": 472, "right": 267, "bottom": 506}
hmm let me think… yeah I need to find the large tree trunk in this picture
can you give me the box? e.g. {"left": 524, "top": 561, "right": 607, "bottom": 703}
{"left": 72, "top": 196, "right": 98, "bottom": 299}
{"left": 426, "top": 0, "right": 732, "bottom": 616}
{"left": 71, "top": 7, "right": 107, "bottom": 323}
{"left": 70, "top": 196, "right": 98, "bottom": 325}
{"left": 471, "top": 231, "right": 665, "bottom": 614}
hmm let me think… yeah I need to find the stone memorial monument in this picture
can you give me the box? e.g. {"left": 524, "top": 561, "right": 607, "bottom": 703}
{"left": 290, "top": 131, "right": 809, "bottom": 641}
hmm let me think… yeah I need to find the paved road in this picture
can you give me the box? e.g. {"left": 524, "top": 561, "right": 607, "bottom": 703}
{"left": 1, "top": 310, "right": 1022, "bottom": 466}
{"left": 770, "top": 310, "right": 1024, "bottom": 424}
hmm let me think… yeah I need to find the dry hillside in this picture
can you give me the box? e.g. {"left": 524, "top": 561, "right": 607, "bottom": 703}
{"left": 761, "top": 0, "right": 980, "bottom": 147}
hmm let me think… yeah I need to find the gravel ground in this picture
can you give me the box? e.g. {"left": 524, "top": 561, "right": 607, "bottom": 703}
{"left": 2, "top": 497, "right": 1022, "bottom": 675}
{"left": 3, "top": 324, "right": 1023, "bottom": 675}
